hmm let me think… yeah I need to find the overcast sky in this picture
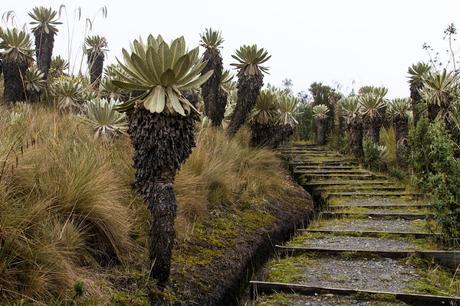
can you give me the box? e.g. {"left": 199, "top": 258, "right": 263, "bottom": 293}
{"left": 2, "top": 0, "right": 460, "bottom": 98}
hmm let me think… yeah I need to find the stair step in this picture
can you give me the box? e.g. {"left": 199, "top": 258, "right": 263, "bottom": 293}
{"left": 250, "top": 281, "right": 460, "bottom": 305}
{"left": 320, "top": 211, "right": 433, "bottom": 220}
{"left": 329, "top": 204, "right": 432, "bottom": 209}
{"left": 290, "top": 160, "right": 359, "bottom": 165}
{"left": 326, "top": 192, "right": 423, "bottom": 198}
{"left": 300, "top": 173, "right": 379, "bottom": 178}
{"left": 300, "top": 174, "right": 387, "bottom": 182}
{"left": 275, "top": 245, "right": 459, "bottom": 270}
{"left": 299, "top": 228, "right": 438, "bottom": 238}
{"left": 295, "top": 170, "right": 369, "bottom": 175}
{"left": 316, "top": 186, "right": 406, "bottom": 192}
{"left": 303, "top": 180, "right": 393, "bottom": 187}
{"left": 295, "top": 165, "right": 357, "bottom": 170}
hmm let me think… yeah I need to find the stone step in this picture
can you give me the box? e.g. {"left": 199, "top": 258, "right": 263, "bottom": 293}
{"left": 325, "top": 192, "right": 423, "bottom": 198}
{"left": 311, "top": 218, "right": 429, "bottom": 233}
{"left": 282, "top": 151, "right": 331, "bottom": 155}
{"left": 299, "top": 228, "right": 438, "bottom": 239}
{"left": 303, "top": 180, "right": 394, "bottom": 187}
{"left": 250, "top": 281, "right": 460, "bottom": 305}
{"left": 290, "top": 159, "right": 359, "bottom": 165}
{"left": 329, "top": 203, "right": 432, "bottom": 210}
{"left": 296, "top": 171, "right": 370, "bottom": 177}
{"left": 275, "top": 246, "right": 459, "bottom": 270}
{"left": 288, "top": 235, "right": 433, "bottom": 252}
{"left": 295, "top": 165, "right": 358, "bottom": 170}
{"left": 281, "top": 147, "right": 328, "bottom": 150}
{"left": 258, "top": 249, "right": 459, "bottom": 296}
{"left": 279, "top": 144, "right": 319, "bottom": 148}
{"left": 316, "top": 185, "right": 406, "bottom": 192}
{"left": 294, "top": 168, "right": 368, "bottom": 173}
{"left": 300, "top": 174, "right": 386, "bottom": 181}
{"left": 320, "top": 211, "right": 433, "bottom": 220}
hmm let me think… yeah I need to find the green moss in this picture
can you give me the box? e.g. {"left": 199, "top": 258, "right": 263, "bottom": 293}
{"left": 411, "top": 219, "right": 437, "bottom": 233}
{"left": 173, "top": 250, "right": 221, "bottom": 267}
{"left": 111, "top": 291, "right": 149, "bottom": 306}
{"left": 207, "top": 181, "right": 230, "bottom": 207}
{"left": 354, "top": 292, "right": 397, "bottom": 302}
{"left": 287, "top": 232, "right": 327, "bottom": 246}
{"left": 337, "top": 206, "right": 430, "bottom": 215}
{"left": 265, "top": 256, "right": 316, "bottom": 283}
{"left": 256, "top": 292, "right": 399, "bottom": 305}
{"left": 320, "top": 272, "right": 350, "bottom": 283}
{"left": 406, "top": 257, "right": 460, "bottom": 296}
{"left": 256, "top": 293, "right": 293, "bottom": 305}
{"left": 239, "top": 210, "right": 275, "bottom": 232}
{"left": 266, "top": 260, "right": 302, "bottom": 283}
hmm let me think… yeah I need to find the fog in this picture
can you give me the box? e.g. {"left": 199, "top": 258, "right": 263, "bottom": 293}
{"left": 3, "top": 0, "right": 460, "bottom": 97}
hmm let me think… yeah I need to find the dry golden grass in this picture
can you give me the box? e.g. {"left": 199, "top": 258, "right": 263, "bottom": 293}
{"left": 381, "top": 127, "right": 397, "bottom": 164}
{"left": 175, "top": 127, "right": 290, "bottom": 240}
{"left": 0, "top": 104, "right": 296, "bottom": 304}
{"left": 0, "top": 105, "right": 131, "bottom": 303}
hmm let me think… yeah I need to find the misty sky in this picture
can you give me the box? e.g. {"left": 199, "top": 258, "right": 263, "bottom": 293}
{"left": 2, "top": 0, "right": 460, "bottom": 98}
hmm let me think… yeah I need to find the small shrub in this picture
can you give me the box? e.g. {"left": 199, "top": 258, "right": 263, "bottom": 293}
{"left": 82, "top": 98, "right": 127, "bottom": 140}
{"left": 294, "top": 102, "right": 313, "bottom": 141}
{"left": 329, "top": 133, "right": 349, "bottom": 154}
{"left": 409, "top": 118, "right": 460, "bottom": 241}
{"left": 363, "top": 137, "right": 388, "bottom": 171}
{"left": 380, "top": 127, "right": 397, "bottom": 164}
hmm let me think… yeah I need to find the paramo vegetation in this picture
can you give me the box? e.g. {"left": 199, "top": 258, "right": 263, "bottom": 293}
{"left": 0, "top": 5, "right": 310, "bottom": 305}
{"left": 1, "top": 4, "right": 459, "bottom": 305}
{"left": 295, "top": 25, "right": 460, "bottom": 244}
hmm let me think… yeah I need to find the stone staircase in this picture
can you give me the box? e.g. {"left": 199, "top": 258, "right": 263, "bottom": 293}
{"left": 251, "top": 143, "right": 460, "bottom": 305}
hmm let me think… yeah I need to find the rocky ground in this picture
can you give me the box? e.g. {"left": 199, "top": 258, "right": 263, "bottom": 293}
{"left": 251, "top": 144, "right": 460, "bottom": 305}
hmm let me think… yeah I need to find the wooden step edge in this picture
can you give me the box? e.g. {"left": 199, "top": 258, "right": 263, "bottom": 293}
{"left": 326, "top": 192, "right": 423, "bottom": 197}
{"left": 320, "top": 211, "right": 434, "bottom": 220}
{"left": 289, "top": 160, "right": 358, "bottom": 164}
{"left": 249, "top": 281, "right": 460, "bottom": 305}
{"left": 275, "top": 245, "right": 412, "bottom": 258}
{"left": 298, "top": 228, "right": 439, "bottom": 238}
{"left": 291, "top": 160, "right": 358, "bottom": 164}
{"left": 329, "top": 204, "right": 432, "bottom": 209}
{"left": 295, "top": 172, "right": 371, "bottom": 176}
{"left": 315, "top": 187, "right": 406, "bottom": 192}
{"left": 303, "top": 181, "right": 393, "bottom": 186}
{"left": 296, "top": 168, "right": 359, "bottom": 171}
{"left": 281, "top": 151, "right": 341, "bottom": 154}
{"left": 274, "top": 246, "right": 460, "bottom": 270}
{"left": 294, "top": 169, "right": 367, "bottom": 173}
{"left": 297, "top": 173, "right": 377, "bottom": 177}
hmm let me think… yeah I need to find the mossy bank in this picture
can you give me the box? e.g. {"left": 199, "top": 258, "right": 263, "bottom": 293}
{"left": 0, "top": 104, "right": 313, "bottom": 305}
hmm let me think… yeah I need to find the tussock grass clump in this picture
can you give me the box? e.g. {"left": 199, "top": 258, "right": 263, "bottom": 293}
{"left": 0, "top": 105, "right": 131, "bottom": 303}
{"left": 0, "top": 105, "right": 300, "bottom": 304}
{"left": 381, "top": 127, "right": 396, "bottom": 164}
{"left": 176, "top": 127, "right": 290, "bottom": 240}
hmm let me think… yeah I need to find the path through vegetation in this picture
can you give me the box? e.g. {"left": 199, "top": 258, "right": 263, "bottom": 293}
{"left": 251, "top": 143, "right": 459, "bottom": 305}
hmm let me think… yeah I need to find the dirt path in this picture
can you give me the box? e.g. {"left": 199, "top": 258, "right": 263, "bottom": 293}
{"left": 250, "top": 144, "right": 460, "bottom": 305}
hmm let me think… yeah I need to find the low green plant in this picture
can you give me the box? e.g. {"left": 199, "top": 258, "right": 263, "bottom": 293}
{"left": 50, "top": 76, "right": 85, "bottom": 111}
{"left": 409, "top": 118, "right": 460, "bottom": 241}
{"left": 380, "top": 127, "right": 397, "bottom": 164}
{"left": 49, "top": 55, "right": 69, "bottom": 78}
{"left": 363, "top": 137, "right": 388, "bottom": 171}
{"left": 82, "top": 98, "right": 127, "bottom": 140}
{"left": 294, "top": 101, "right": 313, "bottom": 140}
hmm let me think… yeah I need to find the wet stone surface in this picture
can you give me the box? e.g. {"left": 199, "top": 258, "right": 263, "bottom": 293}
{"left": 268, "top": 256, "right": 420, "bottom": 293}
{"left": 256, "top": 293, "right": 408, "bottom": 306}
{"left": 332, "top": 208, "right": 429, "bottom": 214}
{"left": 291, "top": 235, "right": 417, "bottom": 251}
{"left": 338, "top": 198, "right": 428, "bottom": 206}
{"left": 314, "top": 218, "right": 427, "bottom": 233}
